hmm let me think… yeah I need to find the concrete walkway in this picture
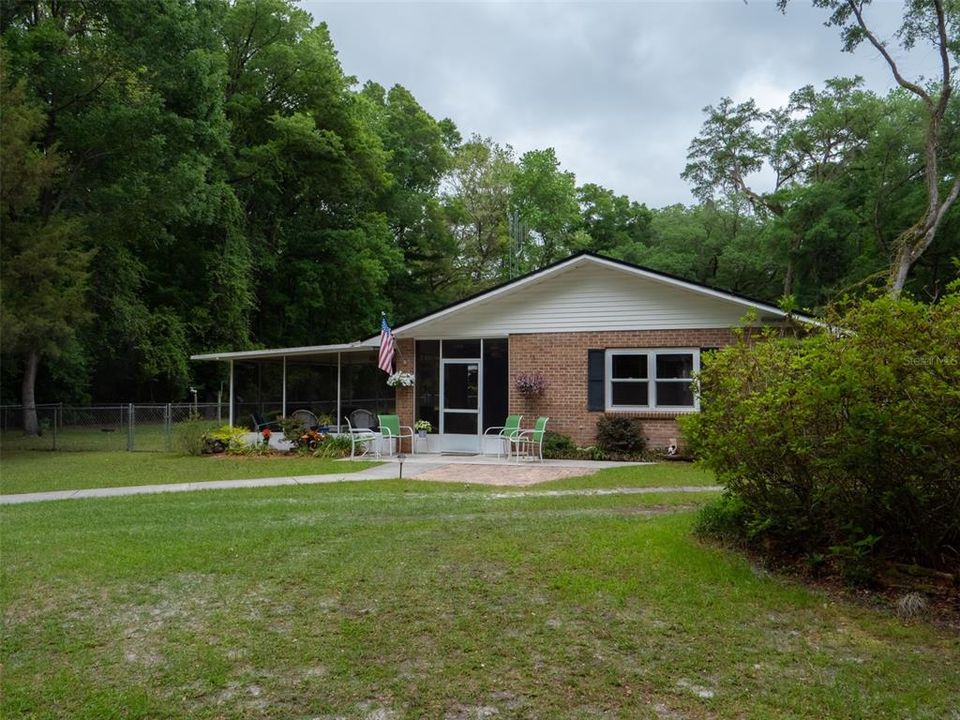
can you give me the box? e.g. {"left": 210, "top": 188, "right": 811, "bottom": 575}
{"left": 0, "top": 456, "right": 720, "bottom": 505}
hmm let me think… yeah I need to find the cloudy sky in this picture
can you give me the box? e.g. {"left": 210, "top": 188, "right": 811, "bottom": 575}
{"left": 301, "top": 1, "right": 931, "bottom": 208}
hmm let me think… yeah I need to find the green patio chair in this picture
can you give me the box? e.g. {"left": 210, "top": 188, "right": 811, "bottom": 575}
{"left": 483, "top": 414, "right": 523, "bottom": 458}
{"left": 509, "top": 416, "right": 549, "bottom": 463}
{"left": 378, "top": 414, "right": 415, "bottom": 456}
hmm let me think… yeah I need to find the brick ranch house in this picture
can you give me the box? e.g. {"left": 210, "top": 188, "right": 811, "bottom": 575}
{"left": 192, "top": 252, "right": 815, "bottom": 452}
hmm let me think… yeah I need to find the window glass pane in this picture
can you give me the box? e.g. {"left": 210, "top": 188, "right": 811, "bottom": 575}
{"left": 443, "top": 363, "right": 479, "bottom": 409}
{"left": 656, "top": 381, "right": 694, "bottom": 407}
{"left": 611, "top": 381, "right": 648, "bottom": 406}
{"left": 482, "top": 339, "right": 508, "bottom": 431}
{"left": 612, "top": 354, "right": 647, "bottom": 379}
{"left": 415, "top": 340, "right": 440, "bottom": 431}
{"left": 442, "top": 339, "right": 481, "bottom": 358}
{"left": 656, "top": 353, "right": 694, "bottom": 379}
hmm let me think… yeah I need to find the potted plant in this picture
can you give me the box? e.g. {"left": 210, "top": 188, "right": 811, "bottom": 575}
{"left": 386, "top": 371, "right": 415, "bottom": 387}
{"left": 515, "top": 371, "right": 547, "bottom": 398}
{"left": 414, "top": 419, "right": 432, "bottom": 438}
{"left": 316, "top": 413, "right": 334, "bottom": 432}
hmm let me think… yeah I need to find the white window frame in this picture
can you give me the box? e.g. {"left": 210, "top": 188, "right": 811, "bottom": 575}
{"left": 605, "top": 348, "right": 700, "bottom": 412}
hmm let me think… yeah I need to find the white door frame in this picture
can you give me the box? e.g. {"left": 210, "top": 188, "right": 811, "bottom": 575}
{"left": 439, "top": 356, "right": 482, "bottom": 452}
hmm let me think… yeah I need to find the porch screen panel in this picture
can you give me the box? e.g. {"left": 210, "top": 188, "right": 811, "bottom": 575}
{"left": 343, "top": 360, "right": 395, "bottom": 419}
{"left": 415, "top": 340, "right": 440, "bottom": 432}
{"left": 286, "top": 360, "right": 338, "bottom": 421}
{"left": 482, "top": 338, "right": 508, "bottom": 431}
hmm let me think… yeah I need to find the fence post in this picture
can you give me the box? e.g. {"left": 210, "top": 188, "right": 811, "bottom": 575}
{"left": 127, "top": 403, "right": 134, "bottom": 452}
{"left": 166, "top": 403, "right": 173, "bottom": 451}
{"left": 51, "top": 408, "right": 58, "bottom": 451}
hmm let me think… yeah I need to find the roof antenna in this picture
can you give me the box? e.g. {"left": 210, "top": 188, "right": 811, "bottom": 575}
{"left": 508, "top": 210, "right": 527, "bottom": 279}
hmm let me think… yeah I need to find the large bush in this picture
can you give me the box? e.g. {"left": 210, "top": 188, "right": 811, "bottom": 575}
{"left": 682, "top": 292, "right": 960, "bottom": 579}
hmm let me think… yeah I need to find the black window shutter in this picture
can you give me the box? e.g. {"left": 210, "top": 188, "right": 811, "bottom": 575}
{"left": 587, "top": 349, "right": 605, "bottom": 411}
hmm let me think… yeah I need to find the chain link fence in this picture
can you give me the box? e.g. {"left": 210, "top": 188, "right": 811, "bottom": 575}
{"left": 0, "top": 403, "right": 225, "bottom": 452}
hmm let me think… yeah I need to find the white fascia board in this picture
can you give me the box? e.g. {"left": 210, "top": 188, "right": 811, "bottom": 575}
{"left": 190, "top": 342, "right": 375, "bottom": 362}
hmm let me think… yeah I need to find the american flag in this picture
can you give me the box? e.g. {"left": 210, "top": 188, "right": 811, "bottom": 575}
{"left": 377, "top": 315, "right": 395, "bottom": 374}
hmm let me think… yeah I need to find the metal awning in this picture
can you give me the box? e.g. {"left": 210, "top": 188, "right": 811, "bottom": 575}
{"left": 190, "top": 340, "right": 377, "bottom": 362}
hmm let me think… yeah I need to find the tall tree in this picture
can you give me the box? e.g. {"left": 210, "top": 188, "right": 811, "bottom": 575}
{"left": 780, "top": 0, "right": 960, "bottom": 295}
{"left": 361, "top": 82, "right": 460, "bottom": 318}
{"left": 683, "top": 79, "right": 883, "bottom": 301}
{"left": 576, "top": 183, "right": 654, "bottom": 257}
{"left": 0, "top": 54, "right": 93, "bottom": 433}
{"left": 510, "top": 148, "right": 581, "bottom": 268}
{"left": 444, "top": 136, "right": 517, "bottom": 286}
{"left": 221, "top": 0, "right": 399, "bottom": 347}
{"left": 2, "top": 0, "right": 248, "bottom": 402}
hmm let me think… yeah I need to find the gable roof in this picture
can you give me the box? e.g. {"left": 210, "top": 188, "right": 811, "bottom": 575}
{"left": 192, "top": 251, "right": 817, "bottom": 362}
{"left": 370, "top": 251, "right": 816, "bottom": 341}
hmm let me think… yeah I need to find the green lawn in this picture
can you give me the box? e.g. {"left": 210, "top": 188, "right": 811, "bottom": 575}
{"left": 0, "top": 450, "right": 378, "bottom": 495}
{"left": 534, "top": 461, "right": 717, "bottom": 490}
{"left": 2, "top": 478, "right": 956, "bottom": 719}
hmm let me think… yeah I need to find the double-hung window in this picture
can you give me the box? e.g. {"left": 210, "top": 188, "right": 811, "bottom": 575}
{"left": 605, "top": 349, "right": 700, "bottom": 411}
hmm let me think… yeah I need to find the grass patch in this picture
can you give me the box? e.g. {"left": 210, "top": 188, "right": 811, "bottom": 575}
{"left": 2, "top": 480, "right": 957, "bottom": 719}
{"left": 0, "top": 451, "right": 378, "bottom": 495}
{"left": 531, "top": 461, "right": 716, "bottom": 491}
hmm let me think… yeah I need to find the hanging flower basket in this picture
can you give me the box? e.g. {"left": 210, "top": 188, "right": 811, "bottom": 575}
{"left": 386, "top": 371, "right": 415, "bottom": 387}
{"left": 515, "top": 371, "right": 547, "bottom": 397}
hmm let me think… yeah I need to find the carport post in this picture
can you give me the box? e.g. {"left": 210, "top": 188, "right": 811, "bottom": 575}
{"left": 336, "top": 352, "right": 342, "bottom": 429}
{"left": 282, "top": 356, "right": 287, "bottom": 418}
{"left": 228, "top": 359, "right": 234, "bottom": 427}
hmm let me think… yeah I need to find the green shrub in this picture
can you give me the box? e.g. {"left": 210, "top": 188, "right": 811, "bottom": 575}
{"left": 693, "top": 494, "right": 747, "bottom": 544}
{"left": 542, "top": 431, "right": 577, "bottom": 459}
{"left": 205, "top": 425, "right": 248, "bottom": 454}
{"left": 682, "top": 292, "right": 960, "bottom": 579}
{"left": 278, "top": 416, "right": 306, "bottom": 442}
{"left": 313, "top": 434, "right": 353, "bottom": 459}
{"left": 596, "top": 415, "right": 646, "bottom": 455}
{"left": 174, "top": 418, "right": 217, "bottom": 456}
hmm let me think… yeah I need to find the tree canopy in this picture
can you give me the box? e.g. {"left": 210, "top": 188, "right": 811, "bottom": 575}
{"left": 1, "top": 0, "right": 957, "bottom": 414}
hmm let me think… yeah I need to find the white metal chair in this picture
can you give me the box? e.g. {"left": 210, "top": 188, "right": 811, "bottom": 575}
{"left": 483, "top": 414, "right": 523, "bottom": 458}
{"left": 343, "top": 416, "right": 381, "bottom": 459}
{"left": 348, "top": 408, "right": 376, "bottom": 430}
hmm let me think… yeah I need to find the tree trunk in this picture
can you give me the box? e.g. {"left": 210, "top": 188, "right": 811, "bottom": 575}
{"left": 888, "top": 178, "right": 960, "bottom": 297}
{"left": 889, "top": 243, "right": 914, "bottom": 297}
{"left": 21, "top": 349, "right": 40, "bottom": 436}
{"left": 782, "top": 254, "right": 795, "bottom": 298}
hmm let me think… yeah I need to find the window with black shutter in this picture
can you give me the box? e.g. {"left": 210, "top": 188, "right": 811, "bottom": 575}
{"left": 587, "top": 349, "right": 605, "bottom": 411}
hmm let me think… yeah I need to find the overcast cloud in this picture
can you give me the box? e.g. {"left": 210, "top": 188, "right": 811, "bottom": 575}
{"left": 302, "top": 1, "right": 933, "bottom": 208}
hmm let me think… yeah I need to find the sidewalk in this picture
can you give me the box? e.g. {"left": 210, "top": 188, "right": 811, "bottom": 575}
{"left": 0, "top": 456, "right": 718, "bottom": 506}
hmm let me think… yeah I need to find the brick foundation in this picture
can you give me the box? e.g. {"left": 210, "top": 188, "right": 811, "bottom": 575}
{"left": 508, "top": 329, "right": 737, "bottom": 448}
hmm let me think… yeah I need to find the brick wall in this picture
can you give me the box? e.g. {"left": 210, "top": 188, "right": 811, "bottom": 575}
{"left": 508, "top": 329, "right": 737, "bottom": 448}
{"left": 394, "top": 338, "right": 416, "bottom": 452}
